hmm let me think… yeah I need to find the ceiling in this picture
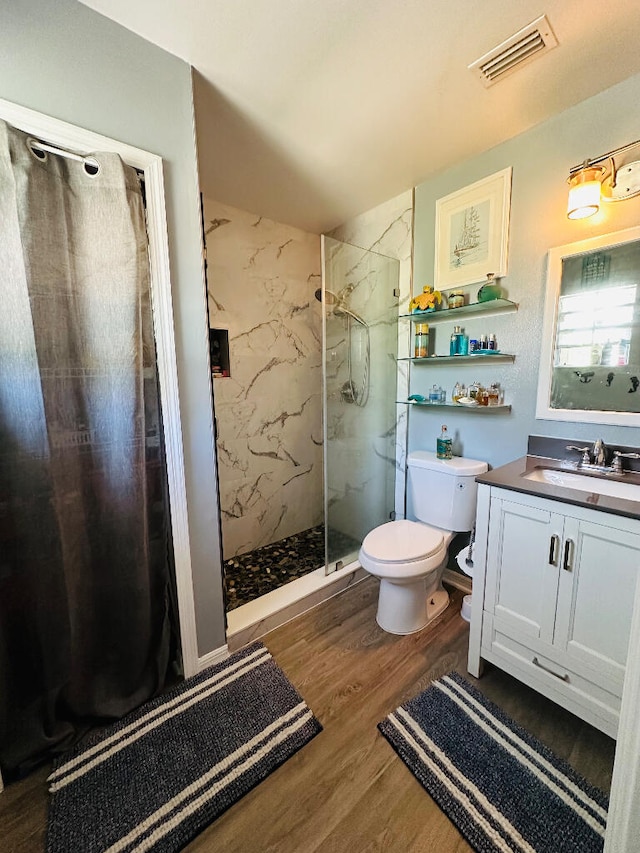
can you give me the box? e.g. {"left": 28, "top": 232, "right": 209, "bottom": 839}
{"left": 79, "top": 0, "right": 640, "bottom": 233}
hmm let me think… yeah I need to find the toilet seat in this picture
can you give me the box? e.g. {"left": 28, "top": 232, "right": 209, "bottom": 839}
{"left": 361, "top": 519, "right": 443, "bottom": 562}
{"left": 359, "top": 520, "right": 448, "bottom": 580}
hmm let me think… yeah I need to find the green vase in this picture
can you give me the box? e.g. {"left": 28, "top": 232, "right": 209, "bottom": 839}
{"left": 477, "top": 283, "right": 501, "bottom": 302}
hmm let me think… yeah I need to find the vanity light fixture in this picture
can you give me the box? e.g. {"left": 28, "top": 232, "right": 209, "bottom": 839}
{"left": 567, "top": 139, "right": 640, "bottom": 219}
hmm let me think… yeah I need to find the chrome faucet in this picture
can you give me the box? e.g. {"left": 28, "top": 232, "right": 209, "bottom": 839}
{"left": 566, "top": 445, "right": 590, "bottom": 466}
{"left": 612, "top": 451, "right": 640, "bottom": 475}
{"left": 565, "top": 440, "right": 640, "bottom": 475}
{"left": 566, "top": 439, "right": 609, "bottom": 470}
{"left": 592, "top": 438, "right": 606, "bottom": 467}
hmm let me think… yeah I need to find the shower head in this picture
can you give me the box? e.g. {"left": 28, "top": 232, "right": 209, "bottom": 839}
{"left": 314, "top": 288, "right": 340, "bottom": 305}
{"left": 314, "top": 287, "right": 367, "bottom": 326}
{"left": 334, "top": 304, "right": 367, "bottom": 326}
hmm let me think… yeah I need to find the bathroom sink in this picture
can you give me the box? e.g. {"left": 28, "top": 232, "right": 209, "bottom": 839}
{"left": 523, "top": 468, "right": 640, "bottom": 501}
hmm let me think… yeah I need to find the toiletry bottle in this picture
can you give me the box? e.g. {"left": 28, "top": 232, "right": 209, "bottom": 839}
{"left": 458, "top": 328, "right": 469, "bottom": 356}
{"left": 429, "top": 384, "right": 440, "bottom": 403}
{"left": 452, "top": 381, "right": 463, "bottom": 403}
{"left": 479, "top": 334, "right": 488, "bottom": 351}
{"left": 450, "top": 326, "right": 461, "bottom": 356}
{"left": 437, "top": 424, "right": 452, "bottom": 460}
{"left": 488, "top": 333, "right": 497, "bottom": 351}
{"left": 414, "top": 323, "right": 429, "bottom": 358}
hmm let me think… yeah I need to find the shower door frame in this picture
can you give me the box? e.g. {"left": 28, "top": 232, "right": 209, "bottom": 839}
{"left": 0, "top": 99, "right": 200, "bottom": 691}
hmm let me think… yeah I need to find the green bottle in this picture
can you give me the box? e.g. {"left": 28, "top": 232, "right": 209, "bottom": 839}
{"left": 437, "top": 424, "right": 452, "bottom": 460}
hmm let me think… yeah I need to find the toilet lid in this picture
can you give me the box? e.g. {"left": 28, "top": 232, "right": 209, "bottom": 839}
{"left": 361, "top": 520, "right": 444, "bottom": 562}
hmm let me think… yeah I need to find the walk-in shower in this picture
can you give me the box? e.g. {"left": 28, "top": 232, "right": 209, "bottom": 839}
{"left": 211, "top": 220, "right": 400, "bottom": 613}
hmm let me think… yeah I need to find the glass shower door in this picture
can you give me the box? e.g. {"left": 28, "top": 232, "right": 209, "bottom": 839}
{"left": 321, "top": 236, "right": 400, "bottom": 573}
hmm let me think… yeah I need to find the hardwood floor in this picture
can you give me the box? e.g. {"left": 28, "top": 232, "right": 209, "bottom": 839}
{"left": 0, "top": 579, "right": 615, "bottom": 852}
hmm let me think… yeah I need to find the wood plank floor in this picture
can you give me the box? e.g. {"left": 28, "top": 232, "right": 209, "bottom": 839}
{"left": 0, "top": 579, "right": 615, "bottom": 852}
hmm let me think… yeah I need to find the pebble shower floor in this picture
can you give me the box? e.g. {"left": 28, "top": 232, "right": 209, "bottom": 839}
{"left": 223, "top": 526, "right": 362, "bottom": 610}
{"left": 223, "top": 527, "right": 325, "bottom": 611}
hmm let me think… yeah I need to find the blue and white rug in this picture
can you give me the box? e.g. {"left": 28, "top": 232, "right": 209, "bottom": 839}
{"left": 378, "top": 672, "right": 608, "bottom": 853}
{"left": 46, "top": 642, "right": 321, "bottom": 852}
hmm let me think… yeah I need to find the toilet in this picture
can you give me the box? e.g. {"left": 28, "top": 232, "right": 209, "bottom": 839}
{"left": 358, "top": 450, "right": 488, "bottom": 635}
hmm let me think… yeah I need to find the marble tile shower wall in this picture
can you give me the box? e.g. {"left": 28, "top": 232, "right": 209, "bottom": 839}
{"left": 203, "top": 199, "right": 323, "bottom": 559}
{"left": 329, "top": 190, "right": 414, "bottom": 520}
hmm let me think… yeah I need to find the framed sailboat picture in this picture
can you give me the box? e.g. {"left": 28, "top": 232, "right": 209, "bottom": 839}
{"left": 434, "top": 167, "right": 512, "bottom": 290}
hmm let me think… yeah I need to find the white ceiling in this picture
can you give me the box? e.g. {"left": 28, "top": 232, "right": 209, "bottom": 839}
{"left": 80, "top": 0, "right": 640, "bottom": 233}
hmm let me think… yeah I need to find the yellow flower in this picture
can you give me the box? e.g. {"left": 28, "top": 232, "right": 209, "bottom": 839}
{"left": 409, "top": 285, "right": 442, "bottom": 313}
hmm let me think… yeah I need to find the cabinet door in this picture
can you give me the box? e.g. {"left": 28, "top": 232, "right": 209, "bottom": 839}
{"left": 554, "top": 516, "right": 640, "bottom": 688}
{"left": 485, "top": 496, "right": 562, "bottom": 643}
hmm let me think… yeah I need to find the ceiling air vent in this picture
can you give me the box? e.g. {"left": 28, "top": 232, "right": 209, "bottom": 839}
{"left": 469, "top": 15, "right": 558, "bottom": 87}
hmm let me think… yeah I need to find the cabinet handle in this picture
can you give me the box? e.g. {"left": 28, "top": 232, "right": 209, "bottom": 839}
{"left": 548, "top": 534, "right": 559, "bottom": 566}
{"left": 532, "top": 656, "right": 570, "bottom": 682}
{"left": 563, "top": 538, "right": 574, "bottom": 572}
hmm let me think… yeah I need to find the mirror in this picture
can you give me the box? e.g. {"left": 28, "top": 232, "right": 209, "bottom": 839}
{"left": 536, "top": 226, "right": 640, "bottom": 426}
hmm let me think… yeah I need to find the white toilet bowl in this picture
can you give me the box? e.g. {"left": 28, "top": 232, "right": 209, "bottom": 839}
{"left": 359, "top": 519, "right": 453, "bottom": 634}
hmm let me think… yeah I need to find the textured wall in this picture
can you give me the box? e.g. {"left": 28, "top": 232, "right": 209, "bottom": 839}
{"left": 203, "top": 199, "right": 323, "bottom": 558}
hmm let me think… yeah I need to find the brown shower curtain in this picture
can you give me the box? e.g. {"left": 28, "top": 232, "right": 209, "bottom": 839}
{"left": 0, "top": 120, "right": 174, "bottom": 780}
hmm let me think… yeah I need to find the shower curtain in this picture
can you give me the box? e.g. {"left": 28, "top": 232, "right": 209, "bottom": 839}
{"left": 0, "top": 120, "right": 174, "bottom": 780}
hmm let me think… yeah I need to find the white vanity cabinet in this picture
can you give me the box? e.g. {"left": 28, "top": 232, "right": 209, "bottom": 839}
{"left": 468, "top": 484, "right": 640, "bottom": 738}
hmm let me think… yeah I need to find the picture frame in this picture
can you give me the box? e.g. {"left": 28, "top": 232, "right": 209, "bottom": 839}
{"left": 434, "top": 167, "right": 512, "bottom": 290}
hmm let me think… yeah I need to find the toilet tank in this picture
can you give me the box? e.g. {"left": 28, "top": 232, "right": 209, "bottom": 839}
{"left": 407, "top": 450, "right": 488, "bottom": 532}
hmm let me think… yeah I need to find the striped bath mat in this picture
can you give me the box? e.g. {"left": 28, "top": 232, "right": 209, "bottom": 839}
{"left": 46, "top": 642, "right": 321, "bottom": 852}
{"left": 378, "top": 672, "right": 608, "bottom": 853}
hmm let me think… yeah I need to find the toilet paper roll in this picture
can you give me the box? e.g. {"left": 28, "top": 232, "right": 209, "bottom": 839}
{"left": 456, "top": 546, "right": 473, "bottom": 577}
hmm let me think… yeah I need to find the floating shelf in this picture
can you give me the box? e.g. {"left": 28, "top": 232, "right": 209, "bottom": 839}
{"left": 399, "top": 353, "right": 515, "bottom": 364}
{"left": 400, "top": 298, "right": 518, "bottom": 325}
{"left": 399, "top": 400, "right": 511, "bottom": 413}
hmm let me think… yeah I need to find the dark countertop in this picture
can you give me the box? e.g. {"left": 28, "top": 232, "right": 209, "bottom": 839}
{"left": 476, "top": 455, "right": 640, "bottom": 521}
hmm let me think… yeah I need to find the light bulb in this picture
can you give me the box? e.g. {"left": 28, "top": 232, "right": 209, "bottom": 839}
{"left": 567, "top": 167, "right": 603, "bottom": 220}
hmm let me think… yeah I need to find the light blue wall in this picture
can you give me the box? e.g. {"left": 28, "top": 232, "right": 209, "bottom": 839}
{"left": 413, "top": 73, "right": 640, "bottom": 470}
{"left": 0, "top": 0, "right": 225, "bottom": 655}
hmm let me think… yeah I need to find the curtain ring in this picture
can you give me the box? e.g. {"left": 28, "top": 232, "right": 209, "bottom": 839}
{"left": 83, "top": 158, "right": 100, "bottom": 177}
{"left": 26, "top": 137, "right": 48, "bottom": 163}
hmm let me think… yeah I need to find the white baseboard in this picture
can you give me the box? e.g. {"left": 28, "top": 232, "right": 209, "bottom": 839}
{"left": 197, "top": 644, "right": 230, "bottom": 671}
{"left": 443, "top": 568, "right": 472, "bottom": 594}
